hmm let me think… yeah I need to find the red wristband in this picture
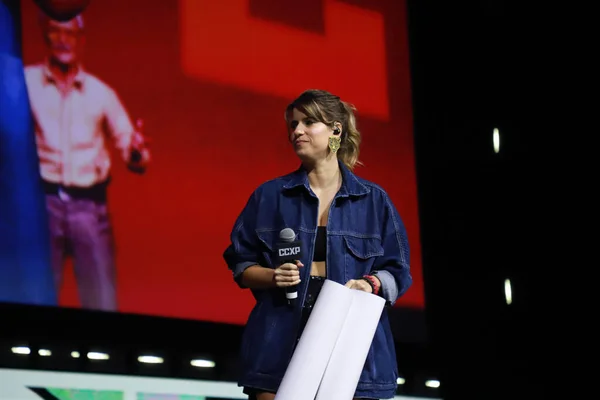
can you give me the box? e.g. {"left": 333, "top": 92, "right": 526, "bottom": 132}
{"left": 362, "top": 275, "right": 380, "bottom": 295}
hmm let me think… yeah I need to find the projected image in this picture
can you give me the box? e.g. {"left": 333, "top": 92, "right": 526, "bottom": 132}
{"left": 25, "top": 390, "right": 238, "bottom": 400}
{"left": 23, "top": 12, "right": 150, "bottom": 312}
{"left": 14, "top": 0, "right": 423, "bottom": 328}
{"left": 27, "top": 388, "right": 123, "bottom": 400}
{"left": 0, "top": 369, "right": 247, "bottom": 400}
{"left": 138, "top": 394, "right": 238, "bottom": 400}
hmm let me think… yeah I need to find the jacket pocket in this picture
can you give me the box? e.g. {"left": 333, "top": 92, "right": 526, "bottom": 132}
{"left": 342, "top": 235, "right": 384, "bottom": 279}
{"left": 256, "top": 229, "right": 278, "bottom": 268}
{"left": 359, "top": 317, "right": 398, "bottom": 385}
{"left": 240, "top": 298, "right": 297, "bottom": 376}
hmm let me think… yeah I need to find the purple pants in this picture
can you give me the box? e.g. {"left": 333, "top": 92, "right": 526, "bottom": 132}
{"left": 46, "top": 194, "right": 117, "bottom": 311}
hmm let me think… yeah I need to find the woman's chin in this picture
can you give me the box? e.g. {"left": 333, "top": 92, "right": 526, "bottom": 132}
{"left": 294, "top": 148, "right": 311, "bottom": 158}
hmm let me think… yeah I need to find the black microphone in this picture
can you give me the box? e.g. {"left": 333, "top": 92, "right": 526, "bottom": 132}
{"left": 275, "top": 228, "right": 303, "bottom": 306}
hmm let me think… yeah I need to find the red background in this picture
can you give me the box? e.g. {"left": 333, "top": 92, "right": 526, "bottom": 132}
{"left": 20, "top": 0, "right": 422, "bottom": 325}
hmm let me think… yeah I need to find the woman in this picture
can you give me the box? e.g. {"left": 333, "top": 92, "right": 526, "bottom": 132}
{"left": 223, "top": 89, "right": 412, "bottom": 400}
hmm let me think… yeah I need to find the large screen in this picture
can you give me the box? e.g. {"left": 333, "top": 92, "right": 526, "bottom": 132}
{"left": 8, "top": 0, "right": 421, "bottom": 325}
{"left": 0, "top": 368, "right": 433, "bottom": 400}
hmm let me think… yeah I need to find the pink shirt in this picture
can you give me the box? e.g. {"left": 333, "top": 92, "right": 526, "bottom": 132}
{"left": 24, "top": 63, "right": 135, "bottom": 187}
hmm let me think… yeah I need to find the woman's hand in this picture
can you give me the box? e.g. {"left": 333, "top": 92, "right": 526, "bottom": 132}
{"left": 273, "top": 261, "right": 304, "bottom": 287}
{"left": 345, "top": 275, "right": 381, "bottom": 294}
{"left": 345, "top": 278, "right": 373, "bottom": 293}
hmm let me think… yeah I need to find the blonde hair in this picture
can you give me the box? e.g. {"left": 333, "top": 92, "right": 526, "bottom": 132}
{"left": 285, "top": 89, "right": 363, "bottom": 170}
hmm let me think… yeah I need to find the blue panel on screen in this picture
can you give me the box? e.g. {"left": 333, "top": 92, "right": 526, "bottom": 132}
{"left": 0, "top": 0, "right": 56, "bottom": 306}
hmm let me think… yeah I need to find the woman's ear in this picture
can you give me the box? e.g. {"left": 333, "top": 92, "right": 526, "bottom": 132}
{"left": 332, "top": 122, "right": 342, "bottom": 135}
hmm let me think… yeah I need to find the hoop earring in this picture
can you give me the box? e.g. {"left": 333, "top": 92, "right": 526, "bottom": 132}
{"left": 328, "top": 136, "right": 341, "bottom": 153}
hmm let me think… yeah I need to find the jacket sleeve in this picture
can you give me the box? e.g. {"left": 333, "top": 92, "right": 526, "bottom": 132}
{"left": 223, "top": 190, "right": 261, "bottom": 288}
{"left": 370, "top": 194, "right": 413, "bottom": 305}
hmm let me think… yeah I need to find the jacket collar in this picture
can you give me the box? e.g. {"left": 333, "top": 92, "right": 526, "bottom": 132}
{"left": 282, "top": 160, "right": 370, "bottom": 198}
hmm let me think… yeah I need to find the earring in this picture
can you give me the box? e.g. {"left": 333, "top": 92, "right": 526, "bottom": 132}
{"left": 328, "top": 136, "right": 341, "bottom": 153}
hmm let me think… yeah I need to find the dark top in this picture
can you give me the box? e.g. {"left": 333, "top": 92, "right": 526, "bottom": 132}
{"left": 312, "top": 226, "right": 327, "bottom": 262}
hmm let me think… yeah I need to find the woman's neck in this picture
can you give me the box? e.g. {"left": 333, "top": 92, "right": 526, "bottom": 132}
{"left": 304, "top": 158, "right": 341, "bottom": 192}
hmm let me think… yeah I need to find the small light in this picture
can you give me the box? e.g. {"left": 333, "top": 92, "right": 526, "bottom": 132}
{"left": 396, "top": 377, "right": 405, "bottom": 385}
{"left": 138, "top": 355, "right": 164, "bottom": 364}
{"left": 11, "top": 346, "right": 31, "bottom": 355}
{"left": 38, "top": 349, "right": 52, "bottom": 357}
{"left": 87, "top": 352, "right": 109, "bottom": 360}
{"left": 425, "top": 379, "right": 440, "bottom": 388}
{"left": 190, "top": 359, "right": 215, "bottom": 368}
{"left": 493, "top": 128, "right": 500, "bottom": 153}
{"left": 505, "top": 278, "right": 512, "bottom": 305}
{"left": 71, "top": 351, "right": 80, "bottom": 358}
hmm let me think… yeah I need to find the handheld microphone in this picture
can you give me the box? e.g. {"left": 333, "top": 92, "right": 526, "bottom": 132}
{"left": 276, "top": 228, "right": 303, "bottom": 306}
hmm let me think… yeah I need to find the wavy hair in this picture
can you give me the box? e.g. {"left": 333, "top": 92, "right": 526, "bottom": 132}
{"left": 285, "top": 89, "right": 362, "bottom": 170}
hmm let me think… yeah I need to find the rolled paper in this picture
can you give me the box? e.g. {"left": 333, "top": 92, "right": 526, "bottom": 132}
{"left": 275, "top": 280, "right": 353, "bottom": 400}
{"left": 275, "top": 280, "right": 385, "bottom": 400}
{"left": 315, "top": 288, "right": 386, "bottom": 399}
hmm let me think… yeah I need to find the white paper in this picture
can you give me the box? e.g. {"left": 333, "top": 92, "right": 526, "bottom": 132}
{"left": 275, "top": 280, "right": 386, "bottom": 400}
{"left": 315, "top": 289, "right": 386, "bottom": 400}
{"left": 275, "top": 280, "right": 352, "bottom": 400}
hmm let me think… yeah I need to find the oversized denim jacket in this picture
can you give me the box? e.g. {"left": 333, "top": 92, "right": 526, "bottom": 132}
{"left": 223, "top": 162, "right": 412, "bottom": 399}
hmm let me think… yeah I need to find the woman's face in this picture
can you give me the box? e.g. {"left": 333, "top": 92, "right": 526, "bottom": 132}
{"left": 287, "top": 108, "right": 334, "bottom": 162}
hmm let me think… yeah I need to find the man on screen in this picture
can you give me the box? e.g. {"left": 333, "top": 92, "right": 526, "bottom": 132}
{"left": 24, "top": 13, "right": 150, "bottom": 311}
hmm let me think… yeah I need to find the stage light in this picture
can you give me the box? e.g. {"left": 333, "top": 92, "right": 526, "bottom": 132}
{"left": 425, "top": 379, "right": 440, "bottom": 388}
{"left": 71, "top": 351, "right": 80, "bottom": 358}
{"left": 11, "top": 346, "right": 30, "bottom": 355}
{"left": 87, "top": 351, "right": 109, "bottom": 360}
{"left": 190, "top": 359, "right": 215, "bottom": 368}
{"left": 38, "top": 349, "right": 51, "bottom": 356}
{"left": 505, "top": 278, "right": 512, "bottom": 305}
{"left": 396, "top": 377, "right": 405, "bottom": 385}
{"left": 493, "top": 128, "right": 500, "bottom": 153}
{"left": 138, "top": 355, "right": 164, "bottom": 364}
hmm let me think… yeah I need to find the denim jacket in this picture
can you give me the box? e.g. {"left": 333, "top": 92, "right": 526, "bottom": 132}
{"left": 223, "top": 162, "right": 412, "bottom": 399}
